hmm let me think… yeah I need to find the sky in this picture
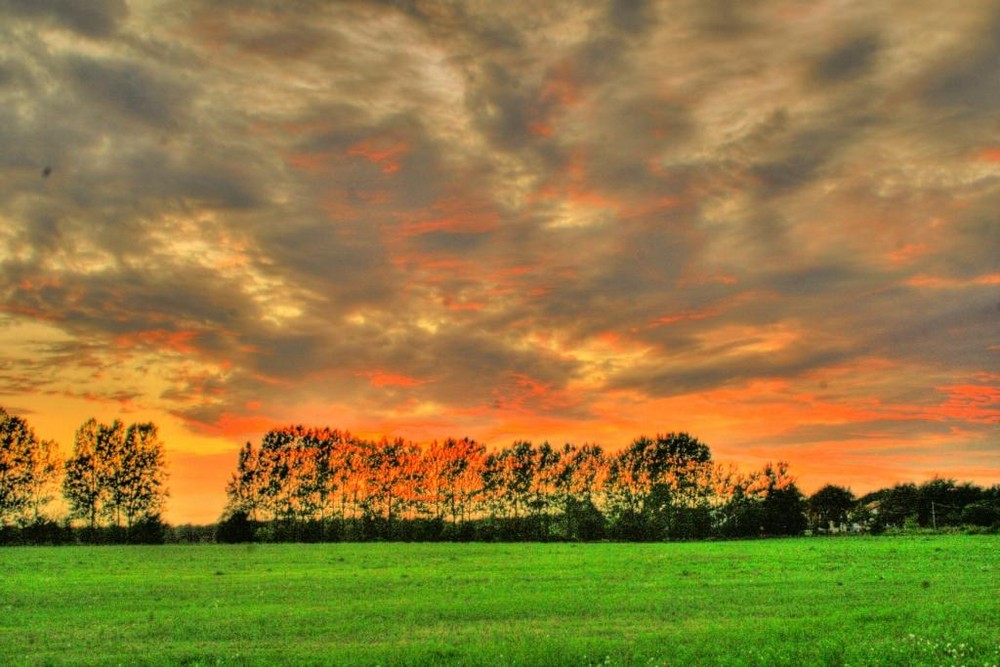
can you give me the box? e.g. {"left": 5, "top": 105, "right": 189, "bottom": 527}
{"left": 0, "top": 0, "right": 997, "bottom": 524}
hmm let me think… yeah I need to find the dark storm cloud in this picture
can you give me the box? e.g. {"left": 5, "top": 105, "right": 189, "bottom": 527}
{"left": 810, "top": 34, "right": 881, "bottom": 83}
{"left": 866, "top": 287, "right": 999, "bottom": 370}
{"left": 415, "top": 327, "right": 584, "bottom": 410}
{"left": 750, "top": 121, "right": 873, "bottom": 196}
{"left": 939, "top": 192, "right": 1000, "bottom": 280}
{"left": 689, "top": 0, "right": 760, "bottom": 37}
{"left": 2, "top": 0, "right": 128, "bottom": 38}
{"left": 921, "top": 11, "right": 1000, "bottom": 110}
{"left": 63, "top": 55, "right": 190, "bottom": 128}
{"left": 608, "top": 0, "right": 655, "bottom": 36}
{"left": 412, "top": 230, "right": 493, "bottom": 253}
{"left": 260, "top": 222, "right": 392, "bottom": 306}
{"left": 2, "top": 263, "right": 250, "bottom": 339}
{"left": 230, "top": 23, "right": 331, "bottom": 60}
{"left": 465, "top": 63, "right": 539, "bottom": 152}
{"left": 608, "top": 343, "right": 852, "bottom": 398}
{"left": 762, "top": 263, "right": 864, "bottom": 297}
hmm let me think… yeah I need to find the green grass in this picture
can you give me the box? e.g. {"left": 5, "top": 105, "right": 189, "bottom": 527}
{"left": 1, "top": 536, "right": 997, "bottom": 665}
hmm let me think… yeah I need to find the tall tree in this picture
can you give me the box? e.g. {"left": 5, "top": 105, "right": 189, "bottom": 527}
{"left": 757, "top": 462, "right": 808, "bottom": 536}
{"left": 421, "top": 438, "right": 485, "bottom": 524}
{"left": 364, "top": 437, "right": 420, "bottom": 533}
{"left": 115, "top": 423, "right": 168, "bottom": 528}
{"left": 499, "top": 441, "right": 537, "bottom": 520}
{"left": 63, "top": 418, "right": 112, "bottom": 529}
{"left": 63, "top": 418, "right": 168, "bottom": 529}
{"left": 224, "top": 442, "right": 263, "bottom": 521}
{"left": 23, "top": 435, "right": 61, "bottom": 524}
{"left": 0, "top": 407, "right": 61, "bottom": 526}
{"left": 606, "top": 432, "right": 713, "bottom": 536}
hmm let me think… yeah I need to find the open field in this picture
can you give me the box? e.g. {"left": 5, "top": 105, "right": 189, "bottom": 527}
{"left": 1, "top": 536, "right": 997, "bottom": 666}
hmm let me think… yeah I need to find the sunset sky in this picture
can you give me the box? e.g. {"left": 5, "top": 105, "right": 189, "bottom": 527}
{"left": 1, "top": 0, "right": 997, "bottom": 523}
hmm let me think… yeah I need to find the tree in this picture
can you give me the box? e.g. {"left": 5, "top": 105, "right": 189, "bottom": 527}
{"left": 961, "top": 501, "right": 999, "bottom": 527}
{"left": 0, "top": 407, "right": 61, "bottom": 526}
{"left": 916, "top": 478, "right": 976, "bottom": 528}
{"left": 808, "top": 484, "right": 855, "bottom": 531}
{"left": 757, "top": 462, "right": 807, "bottom": 536}
{"left": 224, "top": 442, "right": 264, "bottom": 521}
{"left": 501, "top": 441, "right": 538, "bottom": 520}
{"left": 421, "top": 438, "right": 485, "bottom": 525}
{"left": 63, "top": 419, "right": 111, "bottom": 530}
{"left": 115, "top": 423, "right": 168, "bottom": 528}
{"left": 605, "top": 433, "right": 713, "bottom": 539}
{"left": 63, "top": 418, "right": 168, "bottom": 529}
{"left": 870, "top": 483, "right": 919, "bottom": 530}
{"left": 363, "top": 437, "right": 420, "bottom": 535}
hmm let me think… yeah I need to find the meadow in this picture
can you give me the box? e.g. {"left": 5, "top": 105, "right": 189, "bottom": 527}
{"left": 0, "top": 536, "right": 997, "bottom": 666}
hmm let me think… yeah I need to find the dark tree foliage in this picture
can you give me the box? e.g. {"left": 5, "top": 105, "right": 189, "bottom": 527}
{"left": 868, "top": 483, "right": 920, "bottom": 531}
{"left": 0, "top": 408, "right": 60, "bottom": 527}
{"left": 216, "top": 428, "right": 819, "bottom": 542}
{"left": 808, "top": 484, "right": 856, "bottom": 531}
{"left": 762, "top": 486, "right": 808, "bottom": 536}
{"left": 216, "top": 510, "right": 256, "bottom": 543}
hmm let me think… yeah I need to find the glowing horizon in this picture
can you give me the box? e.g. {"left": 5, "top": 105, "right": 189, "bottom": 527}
{"left": 1, "top": 1, "right": 997, "bottom": 524}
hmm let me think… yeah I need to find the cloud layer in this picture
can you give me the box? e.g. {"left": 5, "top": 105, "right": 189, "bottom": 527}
{"left": 1, "top": 0, "right": 997, "bottom": 521}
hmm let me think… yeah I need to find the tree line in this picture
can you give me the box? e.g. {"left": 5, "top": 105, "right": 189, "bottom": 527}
{"left": 216, "top": 425, "right": 1000, "bottom": 543}
{"left": 218, "top": 426, "right": 811, "bottom": 542}
{"left": 0, "top": 407, "right": 167, "bottom": 543}
{"left": 1, "top": 407, "right": 997, "bottom": 544}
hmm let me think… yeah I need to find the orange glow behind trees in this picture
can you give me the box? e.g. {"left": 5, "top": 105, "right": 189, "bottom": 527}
{"left": 220, "top": 425, "right": 813, "bottom": 540}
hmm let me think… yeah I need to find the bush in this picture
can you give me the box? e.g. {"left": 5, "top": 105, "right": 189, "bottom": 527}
{"left": 216, "top": 511, "right": 256, "bottom": 543}
{"left": 128, "top": 516, "right": 167, "bottom": 544}
{"left": 167, "top": 524, "right": 216, "bottom": 544}
{"left": 961, "top": 501, "right": 999, "bottom": 528}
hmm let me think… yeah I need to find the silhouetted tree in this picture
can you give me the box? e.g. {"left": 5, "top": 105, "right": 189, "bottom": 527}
{"left": 961, "top": 500, "right": 999, "bottom": 527}
{"left": 605, "top": 433, "right": 713, "bottom": 538}
{"left": 225, "top": 442, "right": 264, "bottom": 521}
{"left": 869, "top": 483, "right": 919, "bottom": 530}
{"left": 808, "top": 484, "right": 856, "bottom": 531}
{"left": 363, "top": 437, "right": 420, "bottom": 536}
{"left": 757, "top": 462, "right": 807, "bottom": 536}
{"left": 422, "top": 438, "right": 485, "bottom": 525}
{"left": 63, "top": 418, "right": 168, "bottom": 530}
{"left": 216, "top": 510, "right": 256, "bottom": 543}
{"left": 916, "top": 478, "right": 980, "bottom": 528}
{"left": 63, "top": 419, "right": 113, "bottom": 530}
{"left": 0, "top": 407, "right": 61, "bottom": 526}
{"left": 115, "top": 423, "right": 168, "bottom": 529}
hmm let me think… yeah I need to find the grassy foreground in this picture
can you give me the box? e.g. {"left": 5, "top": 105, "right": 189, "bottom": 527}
{"left": 1, "top": 536, "right": 997, "bottom": 666}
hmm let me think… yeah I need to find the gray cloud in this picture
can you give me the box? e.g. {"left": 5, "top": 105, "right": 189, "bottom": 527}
{"left": 921, "top": 11, "right": 1000, "bottom": 111}
{"left": 63, "top": 54, "right": 190, "bottom": 128}
{"left": 810, "top": 34, "right": 881, "bottom": 84}
{"left": 2, "top": 0, "right": 128, "bottom": 38}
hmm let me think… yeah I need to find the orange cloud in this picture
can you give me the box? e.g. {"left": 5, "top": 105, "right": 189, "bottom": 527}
{"left": 396, "top": 194, "right": 500, "bottom": 236}
{"left": 906, "top": 273, "right": 1000, "bottom": 288}
{"left": 930, "top": 381, "right": 1000, "bottom": 424}
{"left": 359, "top": 370, "right": 428, "bottom": 388}
{"left": 283, "top": 150, "right": 335, "bottom": 172}
{"left": 187, "top": 411, "right": 285, "bottom": 439}
{"left": 649, "top": 307, "right": 720, "bottom": 328}
{"left": 976, "top": 148, "right": 1000, "bottom": 162}
{"left": 887, "top": 243, "right": 931, "bottom": 264}
{"left": 115, "top": 329, "right": 200, "bottom": 355}
{"left": 347, "top": 137, "right": 409, "bottom": 174}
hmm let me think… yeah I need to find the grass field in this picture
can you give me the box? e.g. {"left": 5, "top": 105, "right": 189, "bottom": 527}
{"left": 1, "top": 536, "right": 997, "bottom": 666}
